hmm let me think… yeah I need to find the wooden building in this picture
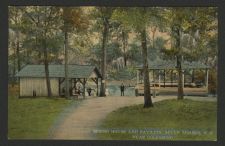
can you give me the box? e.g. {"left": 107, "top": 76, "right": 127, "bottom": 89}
{"left": 135, "top": 59, "right": 210, "bottom": 96}
{"left": 16, "top": 65, "right": 102, "bottom": 98}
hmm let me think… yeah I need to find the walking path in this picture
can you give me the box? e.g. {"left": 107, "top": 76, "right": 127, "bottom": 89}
{"left": 49, "top": 95, "right": 216, "bottom": 140}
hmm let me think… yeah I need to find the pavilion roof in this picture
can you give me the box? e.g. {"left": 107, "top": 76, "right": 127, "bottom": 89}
{"left": 136, "top": 59, "right": 210, "bottom": 70}
{"left": 16, "top": 64, "right": 102, "bottom": 78}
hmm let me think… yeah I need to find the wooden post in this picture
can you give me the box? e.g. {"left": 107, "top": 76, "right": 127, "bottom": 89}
{"left": 59, "top": 78, "right": 60, "bottom": 96}
{"left": 158, "top": 70, "right": 161, "bottom": 89}
{"left": 205, "top": 69, "right": 209, "bottom": 92}
{"left": 100, "top": 78, "right": 102, "bottom": 96}
{"left": 74, "top": 78, "right": 77, "bottom": 90}
{"left": 149, "top": 70, "right": 151, "bottom": 83}
{"left": 19, "top": 77, "right": 21, "bottom": 98}
{"left": 83, "top": 78, "right": 86, "bottom": 99}
{"left": 91, "top": 78, "right": 99, "bottom": 97}
{"left": 96, "top": 78, "right": 99, "bottom": 96}
{"left": 153, "top": 70, "right": 155, "bottom": 86}
{"left": 152, "top": 70, "right": 155, "bottom": 97}
{"left": 59, "top": 78, "right": 65, "bottom": 96}
{"left": 192, "top": 69, "right": 195, "bottom": 83}
{"left": 164, "top": 69, "right": 166, "bottom": 88}
{"left": 182, "top": 70, "right": 185, "bottom": 89}
{"left": 171, "top": 70, "right": 173, "bottom": 86}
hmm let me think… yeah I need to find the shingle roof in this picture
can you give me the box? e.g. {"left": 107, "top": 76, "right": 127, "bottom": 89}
{"left": 16, "top": 65, "right": 102, "bottom": 78}
{"left": 137, "top": 59, "right": 210, "bottom": 70}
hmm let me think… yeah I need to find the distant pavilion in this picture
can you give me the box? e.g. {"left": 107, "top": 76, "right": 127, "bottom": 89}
{"left": 136, "top": 58, "right": 210, "bottom": 95}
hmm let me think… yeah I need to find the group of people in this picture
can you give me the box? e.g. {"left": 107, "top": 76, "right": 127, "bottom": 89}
{"left": 80, "top": 83, "right": 126, "bottom": 96}
{"left": 75, "top": 83, "right": 126, "bottom": 96}
{"left": 87, "top": 83, "right": 126, "bottom": 96}
{"left": 62, "top": 86, "right": 94, "bottom": 96}
{"left": 62, "top": 82, "right": 126, "bottom": 97}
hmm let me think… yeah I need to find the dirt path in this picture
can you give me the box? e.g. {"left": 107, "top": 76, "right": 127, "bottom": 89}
{"left": 49, "top": 95, "right": 216, "bottom": 140}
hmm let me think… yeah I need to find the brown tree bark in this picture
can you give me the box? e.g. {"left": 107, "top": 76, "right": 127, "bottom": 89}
{"left": 152, "top": 27, "right": 157, "bottom": 49}
{"left": 177, "top": 55, "right": 184, "bottom": 100}
{"left": 175, "top": 29, "right": 184, "bottom": 100}
{"left": 122, "top": 30, "right": 127, "bottom": 67}
{"left": 16, "top": 32, "right": 21, "bottom": 71}
{"left": 192, "top": 69, "right": 195, "bottom": 83}
{"left": 14, "top": 8, "right": 21, "bottom": 71}
{"left": 100, "top": 18, "right": 109, "bottom": 97}
{"left": 12, "top": 42, "right": 16, "bottom": 87}
{"left": 64, "top": 31, "right": 70, "bottom": 98}
{"left": 43, "top": 30, "right": 52, "bottom": 97}
{"left": 172, "top": 9, "right": 184, "bottom": 100}
{"left": 141, "top": 29, "right": 153, "bottom": 108}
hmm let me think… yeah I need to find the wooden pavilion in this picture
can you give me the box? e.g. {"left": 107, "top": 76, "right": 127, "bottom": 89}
{"left": 16, "top": 64, "right": 102, "bottom": 98}
{"left": 136, "top": 59, "right": 210, "bottom": 96}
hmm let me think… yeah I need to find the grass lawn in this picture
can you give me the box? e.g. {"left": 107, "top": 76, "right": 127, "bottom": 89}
{"left": 96, "top": 99, "right": 217, "bottom": 141}
{"left": 8, "top": 85, "right": 76, "bottom": 139}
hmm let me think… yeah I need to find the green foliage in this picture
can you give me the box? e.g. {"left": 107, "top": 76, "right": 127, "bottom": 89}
{"left": 62, "top": 7, "right": 89, "bottom": 33}
{"left": 164, "top": 7, "right": 217, "bottom": 64}
{"left": 112, "top": 7, "right": 162, "bottom": 33}
{"left": 108, "top": 67, "right": 136, "bottom": 80}
{"left": 91, "top": 43, "right": 102, "bottom": 58}
{"left": 91, "top": 7, "right": 115, "bottom": 33}
{"left": 90, "top": 42, "right": 122, "bottom": 65}
{"left": 127, "top": 43, "right": 142, "bottom": 64}
{"left": 9, "top": 6, "right": 64, "bottom": 65}
{"left": 106, "top": 42, "right": 122, "bottom": 62}
{"left": 148, "top": 37, "right": 167, "bottom": 61}
{"left": 8, "top": 6, "right": 218, "bottom": 79}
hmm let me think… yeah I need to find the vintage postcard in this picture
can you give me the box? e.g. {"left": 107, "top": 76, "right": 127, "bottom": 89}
{"left": 8, "top": 6, "right": 217, "bottom": 140}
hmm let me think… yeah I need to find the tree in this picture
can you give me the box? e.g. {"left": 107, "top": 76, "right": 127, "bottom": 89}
{"left": 43, "top": 7, "right": 51, "bottom": 97}
{"left": 9, "top": 7, "right": 26, "bottom": 86}
{"left": 165, "top": 7, "right": 217, "bottom": 100}
{"left": 18, "top": 6, "right": 62, "bottom": 97}
{"left": 110, "top": 21, "right": 130, "bottom": 67}
{"left": 127, "top": 42, "right": 142, "bottom": 64}
{"left": 8, "top": 30, "right": 17, "bottom": 87}
{"left": 171, "top": 8, "right": 184, "bottom": 100}
{"left": 93, "top": 7, "right": 115, "bottom": 97}
{"left": 9, "top": 7, "right": 22, "bottom": 72}
{"left": 61, "top": 7, "right": 89, "bottom": 98}
{"left": 62, "top": 7, "right": 72, "bottom": 99}
{"left": 112, "top": 7, "right": 163, "bottom": 107}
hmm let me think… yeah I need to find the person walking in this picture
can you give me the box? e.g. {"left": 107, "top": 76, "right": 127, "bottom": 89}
{"left": 87, "top": 87, "right": 92, "bottom": 96}
{"left": 120, "top": 83, "right": 125, "bottom": 96}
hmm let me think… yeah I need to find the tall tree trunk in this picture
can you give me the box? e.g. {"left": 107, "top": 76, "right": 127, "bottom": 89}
{"left": 173, "top": 8, "right": 184, "bottom": 100}
{"left": 37, "top": 34, "right": 41, "bottom": 63}
{"left": 16, "top": 31, "right": 21, "bottom": 71}
{"left": 14, "top": 8, "right": 21, "bottom": 71}
{"left": 36, "top": 10, "right": 41, "bottom": 64}
{"left": 100, "top": 19, "right": 109, "bottom": 97}
{"left": 141, "top": 29, "right": 153, "bottom": 108}
{"left": 64, "top": 31, "right": 70, "bottom": 98}
{"left": 122, "top": 30, "right": 127, "bottom": 67}
{"left": 177, "top": 55, "right": 184, "bottom": 99}
{"left": 43, "top": 30, "right": 52, "bottom": 97}
{"left": 12, "top": 42, "right": 16, "bottom": 87}
{"left": 176, "top": 29, "right": 184, "bottom": 100}
{"left": 152, "top": 27, "right": 156, "bottom": 49}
